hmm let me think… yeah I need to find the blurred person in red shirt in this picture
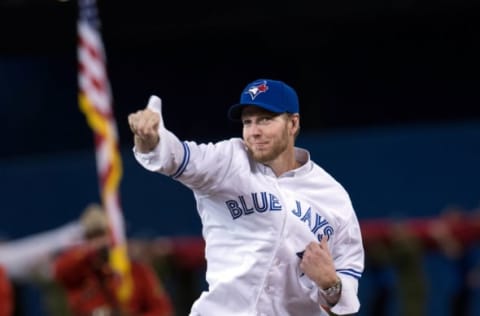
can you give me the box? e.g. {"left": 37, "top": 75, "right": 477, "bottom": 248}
{"left": 53, "top": 204, "right": 174, "bottom": 316}
{"left": 426, "top": 205, "right": 480, "bottom": 316}
{"left": 0, "top": 264, "right": 13, "bottom": 316}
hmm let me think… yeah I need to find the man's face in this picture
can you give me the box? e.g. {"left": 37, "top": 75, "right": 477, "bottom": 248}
{"left": 241, "top": 106, "right": 295, "bottom": 164}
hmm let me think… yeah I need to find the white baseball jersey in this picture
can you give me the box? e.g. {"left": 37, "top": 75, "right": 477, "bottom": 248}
{"left": 133, "top": 97, "right": 364, "bottom": 316}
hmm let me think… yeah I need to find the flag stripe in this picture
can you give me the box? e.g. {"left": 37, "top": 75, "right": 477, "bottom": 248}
{"left": 77, "top": 0, "right": 132, "bottom": 302}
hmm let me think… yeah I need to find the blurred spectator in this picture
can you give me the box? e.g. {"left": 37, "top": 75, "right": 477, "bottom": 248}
{"left": 467, "top": 207, "right": 480, "bottom": 308}
{"left": 0, "top": 221, "right": 84, "bottom": 282}
{"left": 53, "top": 204, "right": 174, "bottom": 316}
{"left": 0, "top": 216, "right": 85, "bottom": 316}
{"left": 427, "top": 205, "right": 480, "bottom": 316}
{"left": 361, "top": 217, "right": 427, "bottom": 316}
{"left": 0, "top": 264, "right": 13, "bottom": 316}
{"left": 361, "top": 218, "right": 396, "bottom": 316}
{"left": 388, "top": 220, "right": 426, "bottom": 316}
{"left": 151, "top": 237, "right": 206, "bottom": 316}
{"left": 127, "top": 236, "right": 207, "bottom": 316}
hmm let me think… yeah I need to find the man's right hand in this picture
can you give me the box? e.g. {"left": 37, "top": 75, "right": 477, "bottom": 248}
{"left": 128, "top": 108, "right": 160, "bottom": 153}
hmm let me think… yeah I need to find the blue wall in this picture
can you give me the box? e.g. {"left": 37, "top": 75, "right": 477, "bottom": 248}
{"left": 298, "top": 121, "right": 480, "bottom": 219}
{"left": 1, "top": 121, "right": 479, "bottom": 239}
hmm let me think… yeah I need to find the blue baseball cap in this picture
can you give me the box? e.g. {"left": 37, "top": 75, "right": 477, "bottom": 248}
{"left": 228, "top": 79, "right": 299, "bottom": 121}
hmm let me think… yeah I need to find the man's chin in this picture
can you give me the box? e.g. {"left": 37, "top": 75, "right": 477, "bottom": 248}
{"left": 251, "top": 152, "right": 272, "bottom": 164}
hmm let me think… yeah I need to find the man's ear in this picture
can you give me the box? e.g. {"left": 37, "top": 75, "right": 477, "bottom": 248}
{"left": 290, "top": 114, "right": 301, "bottom": 138}
{"left": 291, "top": 115, "right": 300, "bottom": 129}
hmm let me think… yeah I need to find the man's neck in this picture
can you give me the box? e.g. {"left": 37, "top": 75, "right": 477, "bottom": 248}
{"left": 266, "top": 148, "right": 299, "bottom": 177}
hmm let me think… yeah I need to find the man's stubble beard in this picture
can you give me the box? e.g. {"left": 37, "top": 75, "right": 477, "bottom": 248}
{"left": 247, "top": 129, "right": 290, "bottom": 164}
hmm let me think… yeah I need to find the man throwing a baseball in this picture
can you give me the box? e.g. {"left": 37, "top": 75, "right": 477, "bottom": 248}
{"left": 128, "top": 78, "right": 364, "bottom": 315}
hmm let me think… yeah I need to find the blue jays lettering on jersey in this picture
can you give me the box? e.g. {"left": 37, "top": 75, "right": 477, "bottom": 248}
{"left": 225, "top": 193, "right": 335, "bottom": 242}
{"left": 225, "top": 192, "right": 282, "bottom": 218}
{"left": 133, "top": 96, "right": 364, "bottom": 316}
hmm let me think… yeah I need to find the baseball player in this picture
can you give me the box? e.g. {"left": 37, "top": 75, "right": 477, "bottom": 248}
{"left": 128, "top": 79, "right": 364, "bottom": 316}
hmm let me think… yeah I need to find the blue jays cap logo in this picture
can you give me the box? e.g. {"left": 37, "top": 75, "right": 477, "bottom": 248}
{"left": 245, "top": 80, "right": 269, "bottom": 100}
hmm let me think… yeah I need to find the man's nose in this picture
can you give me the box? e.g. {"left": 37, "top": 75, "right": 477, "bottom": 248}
{"left": 249, "top": 123, "right": 262, "bottom": 135}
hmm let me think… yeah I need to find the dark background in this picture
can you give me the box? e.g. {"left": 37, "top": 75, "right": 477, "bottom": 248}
{"left": 1, "top": 2, "right": 480, "bottom": 315}
{"left": 1, "top": 0, "right": 479, "bottom": 159}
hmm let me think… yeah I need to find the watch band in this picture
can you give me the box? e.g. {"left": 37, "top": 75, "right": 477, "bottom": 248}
{"left": 321, "top": 277, "right": 342, "bottom": 297}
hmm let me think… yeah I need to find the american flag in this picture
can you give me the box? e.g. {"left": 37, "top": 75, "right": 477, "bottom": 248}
{"left": 77, "top": 0, "right": 132, "bottom": 302}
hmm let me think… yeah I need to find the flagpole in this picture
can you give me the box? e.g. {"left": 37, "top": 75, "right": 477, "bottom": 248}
{"left": 77, "top": 0, "right": 132, "bottom": 303}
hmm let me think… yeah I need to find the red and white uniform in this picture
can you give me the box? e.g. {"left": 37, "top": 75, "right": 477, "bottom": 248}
{"left": 54, "top": 245, "right": 174, "bottom": 316}
{"left": 134, "top": 97, "right": 364, "bottom": 316}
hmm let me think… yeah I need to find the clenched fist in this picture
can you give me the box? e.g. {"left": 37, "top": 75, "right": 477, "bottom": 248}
{"left": 299, "top": 236, "right": 338, "bottom": 290}
{"left": 128, "top": 108, "right": 160, "bottom": 153}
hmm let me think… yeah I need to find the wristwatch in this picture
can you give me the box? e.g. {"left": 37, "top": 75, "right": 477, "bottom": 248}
{"left": 321, "top": 277, "right": 342, "bottom": 297}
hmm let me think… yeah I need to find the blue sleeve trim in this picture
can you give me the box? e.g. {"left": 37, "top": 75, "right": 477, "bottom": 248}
{"left": 170, "top": 142, "right": 190, "bottom": 179}
{"left": 336, "top": 268, "right": 362, "bottom": 279}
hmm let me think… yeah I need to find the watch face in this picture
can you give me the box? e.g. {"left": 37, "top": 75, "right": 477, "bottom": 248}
{"left": 323, "top": 279, "right": 342, "bottom": 296}
{"left": 325, "top": 286, "right": 339, "bottom": 296}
